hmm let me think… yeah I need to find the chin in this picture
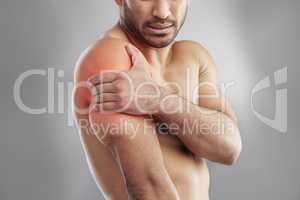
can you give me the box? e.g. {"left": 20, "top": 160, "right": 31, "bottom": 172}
{"left": 145, "top": 36, "right": 175, "bottom": 48}
{"left": 151, "top": 42, "right": 173, "bottom": 48}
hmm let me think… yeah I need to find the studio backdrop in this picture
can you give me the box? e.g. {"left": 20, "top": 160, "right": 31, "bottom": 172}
{"left": 0, "top": 0, "right": 299, "bottom": 200}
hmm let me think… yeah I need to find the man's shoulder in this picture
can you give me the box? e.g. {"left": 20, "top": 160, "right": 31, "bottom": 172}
{"left": 173, "top": 40, "right": 208, "bottom": 53}
{"left": 174, "top": 40, "right": 203, "bottom": 48}
{"left": 79, "top": 37, "right": 130, "bottom": 63}
{"left": 74, "top": 37, "right": 130, "bottom": 82}
{"left": 173, "top": 40, "right": 211, "bottom": 61}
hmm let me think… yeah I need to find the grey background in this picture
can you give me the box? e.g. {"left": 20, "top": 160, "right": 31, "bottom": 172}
{"left": 0, "top": 0, "right": 299, "bottom": 199}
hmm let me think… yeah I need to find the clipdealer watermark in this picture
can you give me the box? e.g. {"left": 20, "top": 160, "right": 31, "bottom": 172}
{"left": 76, "top": 116, "right": 237, "bottom": 142}
{"left": 13, "top": 66, "right": 288, "bottom": 135}
{"left": 13, "top": 67, "right": 231, "bottom": 125}
{"left": 250, "top": 67, "right": 288, "bottom": 133}
{"left": 13, "top": 68, "right": 75, "bottom": 125}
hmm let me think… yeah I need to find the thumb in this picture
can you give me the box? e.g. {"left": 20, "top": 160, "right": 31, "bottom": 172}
{"left": 125, "top": 44, "right": 146, "bottom": 68}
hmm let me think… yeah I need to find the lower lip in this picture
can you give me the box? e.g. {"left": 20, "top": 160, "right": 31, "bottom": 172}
{"left": 145, "top": 26, "right": 174, "bottom": 35}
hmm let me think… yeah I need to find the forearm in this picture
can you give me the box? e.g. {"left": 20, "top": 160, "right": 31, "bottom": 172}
{"left": 154, "top": 89, "right": 242, "bottom": 165}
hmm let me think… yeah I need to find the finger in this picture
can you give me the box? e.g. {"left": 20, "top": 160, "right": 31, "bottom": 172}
{"left": 87, "top": 71, "right": 119, "bottom": 86}
{"left": 94, "top": 102, "right": 120, "bottom": 112}
{"left": 93, "top": 93, "right": 121, "bottom": 104}
{"left": 125, "top": 45, "right": 138, "bottom": 65}
{"left": 125, "top": 44, "right": 138, "bottom": 56}
{"left": 91, "top": 83, "right": 118, "bottom": 96}
{"left": 125, "top": 45, "right": 145, "bottom": 67}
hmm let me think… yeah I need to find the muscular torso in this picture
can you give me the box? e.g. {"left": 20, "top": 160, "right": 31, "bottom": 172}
{"left": 149, "top": 42, "right": 210, "bottom": 200}
{"left": 79, "top": 27, "right": 210, "bottom": 200}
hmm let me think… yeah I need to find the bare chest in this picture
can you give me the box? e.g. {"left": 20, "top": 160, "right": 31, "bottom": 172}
{"left": 150, "top": 60, "right": 199, "bottom": 104}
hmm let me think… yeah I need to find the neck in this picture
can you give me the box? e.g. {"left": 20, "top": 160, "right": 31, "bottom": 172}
{"left": 113, "top": 23, "right": 174, "bottom": 68}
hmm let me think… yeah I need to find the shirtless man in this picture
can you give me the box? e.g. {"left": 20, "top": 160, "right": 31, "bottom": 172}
{"left": 73, "top": 0, "right": 242, "bottom": 199}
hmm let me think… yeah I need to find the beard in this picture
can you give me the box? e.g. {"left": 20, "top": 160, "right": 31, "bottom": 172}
{"left": 120, "top": 2, "right": 188, "bottom": 48}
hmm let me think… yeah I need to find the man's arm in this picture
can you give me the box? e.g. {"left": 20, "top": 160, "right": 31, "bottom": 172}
{"left": 154, "top": 45, "right": 242, "bottom": 165}
{"left": 85, "top": 42, "right": 242, "bottom": 166}
{"left": 74, "top": 109, "right": 179, "bottom": 200}
{"left": 74, "top": 113, "right": 130, "bottom": 200}
{"left": 74, "top": 39, "right": 179, "bottom": 199}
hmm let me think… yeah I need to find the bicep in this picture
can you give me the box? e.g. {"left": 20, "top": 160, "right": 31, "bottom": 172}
{"left": 197, "top": 50, "right": 238, "bottom": 124}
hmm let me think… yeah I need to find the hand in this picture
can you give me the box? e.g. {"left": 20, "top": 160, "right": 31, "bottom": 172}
{"left": 87, "top": 44, "right": 163, "bottom": 115}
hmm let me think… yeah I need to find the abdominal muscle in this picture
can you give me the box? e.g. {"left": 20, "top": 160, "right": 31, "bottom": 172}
{"left": 157, "top": 133, "right": 210, "bottom": 200}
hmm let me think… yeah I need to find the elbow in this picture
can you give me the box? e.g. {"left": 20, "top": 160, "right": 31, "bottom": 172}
{"left": 145, "top": 172, "right": 179, "bottom": 200}
{"left": 192, "top": 123, "right": 242, "bottom": 166}
{"left": 221, "top": 137, "right": 242, "bottom": 166}
{"left": 107, "top": 174, "right": 178, "bottom": 200}
{"left": 221, "top": 121, "right": 242, "bottom": 165}
{"left": 127, "top": 173, "right": 178, "bottom": 200}
{"left": 222, "top": 146, "right": 242, "bottom": 166}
